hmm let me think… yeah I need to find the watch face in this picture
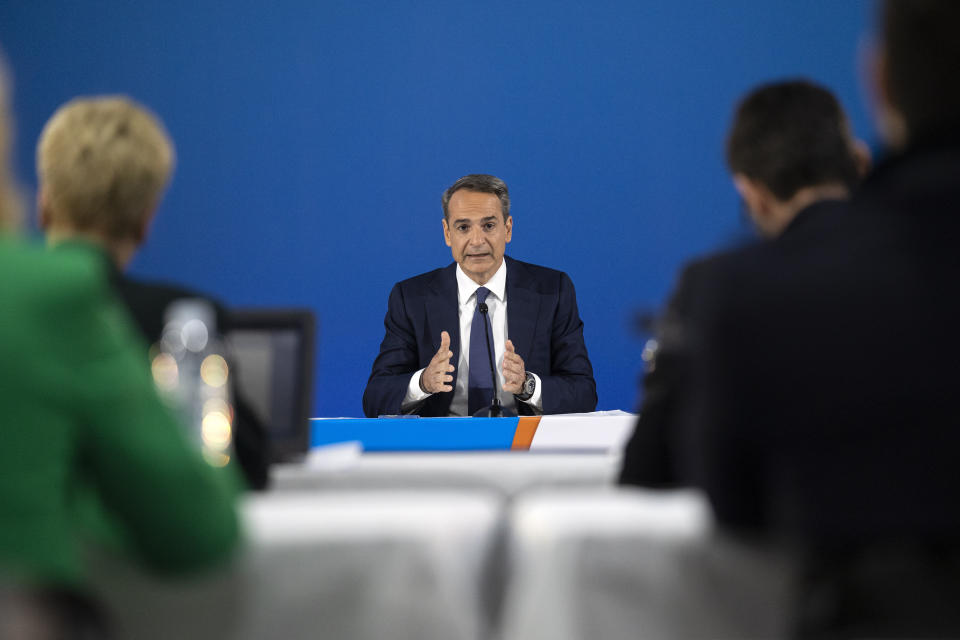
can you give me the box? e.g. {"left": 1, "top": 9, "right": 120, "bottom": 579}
{"left": 521, "top": 373, "right": 535, "bottom": 396}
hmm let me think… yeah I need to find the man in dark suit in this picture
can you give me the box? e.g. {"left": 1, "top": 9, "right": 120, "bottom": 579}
{"left": 619, "top": 80, "right": 866, "bottom": 487}
{"left": 626, "top": 2, "right": 960, "bottom": 635}
{"left": 37, "top": 96, "right": 269, "bottom": 490}
{"left": 363, "top": 174, "right": 596, "bottom": 417}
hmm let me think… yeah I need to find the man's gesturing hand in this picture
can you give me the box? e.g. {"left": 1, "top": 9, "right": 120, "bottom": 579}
{"left": 420, "top": 330, "right": 455, "bottom": 394}
{"left": 502, "top": 339, "right": 526, "bottom": 394}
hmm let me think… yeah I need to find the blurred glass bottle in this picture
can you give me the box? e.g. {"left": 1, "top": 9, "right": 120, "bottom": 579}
{"left": 150, "top": 299, "right": 234, "bottom": 467}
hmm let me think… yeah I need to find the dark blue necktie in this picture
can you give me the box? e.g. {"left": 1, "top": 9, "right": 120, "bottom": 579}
{"left": 468, "top": 287, "right": 494, "bottom": 416}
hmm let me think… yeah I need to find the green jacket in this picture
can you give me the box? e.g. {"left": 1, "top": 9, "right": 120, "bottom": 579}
{"left": 0, "top": 238, "right": 240, "bottom": 586}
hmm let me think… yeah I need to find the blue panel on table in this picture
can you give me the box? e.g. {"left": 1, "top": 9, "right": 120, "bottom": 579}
{"left": 310, "top": 417, "right": 520, "bottom": 451}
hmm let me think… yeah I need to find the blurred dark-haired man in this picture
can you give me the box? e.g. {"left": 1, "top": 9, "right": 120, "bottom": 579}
{"left": 626, "top": 1, "right": 960, "bottom": 636}
{"left": 363, "top": 173, "right": 596, "bottom": 417}
{"left": 619, "top": 79, "right": 867, "bottom": 487}
{"left": 726, "top": 80, "right": 869, "bottom": 237}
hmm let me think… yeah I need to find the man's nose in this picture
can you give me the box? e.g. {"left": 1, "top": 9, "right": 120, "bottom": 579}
{"left": 468, "top": 226, "right": 485, "bottom": 244}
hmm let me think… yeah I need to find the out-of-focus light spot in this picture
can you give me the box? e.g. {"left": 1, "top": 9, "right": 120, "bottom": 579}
{"left": 203, "top": 397, "right": 231, "bottom": 419}
{"left": 181, "top": 319, "right": 209, "bottom": 352}
{"left": 200, "top": 354, "right": 229, "bottom": 387}
{"left": 151, "top": 353, "right": 179, "bottom": 391}
{"left": 203, "top": 450, "right": 230, "bottom": 467}
{"left": 202, "top": 411, "right": 232, "bottom": 450}
{"left": 161, "top": 326, "right": 185, "bottom": 355}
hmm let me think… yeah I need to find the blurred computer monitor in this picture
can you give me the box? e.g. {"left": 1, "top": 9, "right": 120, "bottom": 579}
{"left": 225, "top": 308, "right": 315, "bottom": 461}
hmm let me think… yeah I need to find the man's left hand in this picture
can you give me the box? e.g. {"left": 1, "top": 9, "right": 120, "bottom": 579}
{"left": 502, "top": 339, "right": 526, "bottom": 394}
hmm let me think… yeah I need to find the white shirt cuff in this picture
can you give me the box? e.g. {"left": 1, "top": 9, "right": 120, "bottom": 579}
{"left": 401, "top": 368, "right": 431, "bottom": 411}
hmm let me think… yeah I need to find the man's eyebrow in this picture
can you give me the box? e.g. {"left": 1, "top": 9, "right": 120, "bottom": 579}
{"left": 453, "top": 216, "right": 497, "bottom": 224}
{"left": 452, "top": 216, "right": 499, "bottom": 225}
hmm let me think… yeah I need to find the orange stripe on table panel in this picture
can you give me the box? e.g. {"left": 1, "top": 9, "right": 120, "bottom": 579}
{"left": 511, "top": 416, "right": 541, "bottom": 450}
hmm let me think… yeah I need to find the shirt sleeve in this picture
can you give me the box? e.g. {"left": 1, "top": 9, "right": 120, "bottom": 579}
{"left": 401, "top": 368, "right": 431, "bottom": 411}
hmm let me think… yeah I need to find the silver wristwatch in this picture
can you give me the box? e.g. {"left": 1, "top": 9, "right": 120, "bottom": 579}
{"left": 515, "top": 372, "right": 536, "bottom": 401}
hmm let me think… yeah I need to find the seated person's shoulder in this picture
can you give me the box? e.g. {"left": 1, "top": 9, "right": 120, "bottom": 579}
{"left": 400, "top": 264, "right": 452, "bottom": 285}
{"left": 1, "top": 239, "right": 112, "bottom": 310}
{"left": 116, "top": 276, "right": 228, "bottom": 340}
{"left": 679, "top": 198, "right": 856, "bottom": 285}
{"left": 506, "top": 257, "right": 574, "bottom": 292}
{"left": 118, "top": 276, "right": 222, "bottom": 311}
{"left": 668, "top": 248, "right": 748, "bottom": 301}
{"left": 1, "top": 240, "right": 142, "bottom": 368}
{"left": 665, "top": 243, "right": 793, "bottom": 328}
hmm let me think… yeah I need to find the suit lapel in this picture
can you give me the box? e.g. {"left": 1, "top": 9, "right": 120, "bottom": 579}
{"left": 505, "top": 257, "right": 539, "bottom": 359}
{"left": 426, "top": 263, "right": 461, "bottom": 390}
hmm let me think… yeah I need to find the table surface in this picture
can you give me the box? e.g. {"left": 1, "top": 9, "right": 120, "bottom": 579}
{"left": 271, "top": 450, "right": 623, "bottom": 495}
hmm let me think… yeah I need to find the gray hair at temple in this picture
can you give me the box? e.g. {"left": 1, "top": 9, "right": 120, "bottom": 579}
{"left": 441, "top": 174, "right": 511, "bottom": 222}
{"left": 0, "top": 52, "right": 24, "bottom": 232}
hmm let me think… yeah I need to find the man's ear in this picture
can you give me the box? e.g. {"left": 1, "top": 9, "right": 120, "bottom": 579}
{"left": 852, "top": 138, "right": 872, "bottom": 178}
{"left": 442, "top": 217, "right": 452, "bottom": 247}
{"left": 504, "top": 216, "right": 512, "bottom": 243}
{"left": 865, "top": 42, "right": 907, "bottom": 148}
{"left": 733, "top": 175, "right": 770, "bottom": 218}
{"left": 733, "top": 174, "right": 780, "bottom": 236}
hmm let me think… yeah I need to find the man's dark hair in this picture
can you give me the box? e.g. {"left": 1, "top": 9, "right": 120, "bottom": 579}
{"left": 441, "top": 174, "right": 510, "bottom": 221}
{"left": 882, "top": 0, "right": 960, "bottom": 140}
{"left": 726, "top": 80, "right": 859, "bottom": 201}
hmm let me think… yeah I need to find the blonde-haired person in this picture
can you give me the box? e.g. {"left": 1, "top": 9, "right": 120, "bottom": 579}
{"left": 38, "top": 96, "right": 269, "bottom": 489}
{"left": 1, "top": 66, "right": 240, "bottom": 636}
{"left": 38, "top": 96, "right": 173, "bottom": 265}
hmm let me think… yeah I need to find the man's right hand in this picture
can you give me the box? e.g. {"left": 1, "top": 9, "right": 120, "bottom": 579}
{"left": 419, "top": 330, "right": 454, "bottom": 394}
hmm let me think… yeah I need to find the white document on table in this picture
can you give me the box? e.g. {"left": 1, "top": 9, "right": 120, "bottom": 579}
{"left": 529, "top": 411, "right": 636, "bottom": 452}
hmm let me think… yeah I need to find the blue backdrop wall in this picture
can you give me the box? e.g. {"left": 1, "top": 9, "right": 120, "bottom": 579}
{"left": 0, "top": 1, "right": 874, "bottom": 417}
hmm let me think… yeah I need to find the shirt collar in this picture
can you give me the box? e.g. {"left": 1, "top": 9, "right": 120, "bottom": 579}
{"left": 455, "top": 258, "right": 507, "bottom": 306}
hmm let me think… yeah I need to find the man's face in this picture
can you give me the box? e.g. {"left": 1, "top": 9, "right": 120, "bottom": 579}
{"left": 442, "top": 189, "right": 512, "bottom": 285}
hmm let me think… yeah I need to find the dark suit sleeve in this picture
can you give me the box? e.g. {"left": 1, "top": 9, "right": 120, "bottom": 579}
{"left": 683, "top": 265, "right": 765, "bottom": 529}
{"left": 619, "top": 266, "right": 697, "bottom": 487}
{"left": 363, "top": 283, "right": 422, "bottom": 417}
{"left": 620, "top": 257, "right": 765, "bottom": 526}
{"left": 618, "top": 339, "right": 683, "bottom": 487}
{"left": 539, "top": 273, "right": 598, "bottom": 414}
